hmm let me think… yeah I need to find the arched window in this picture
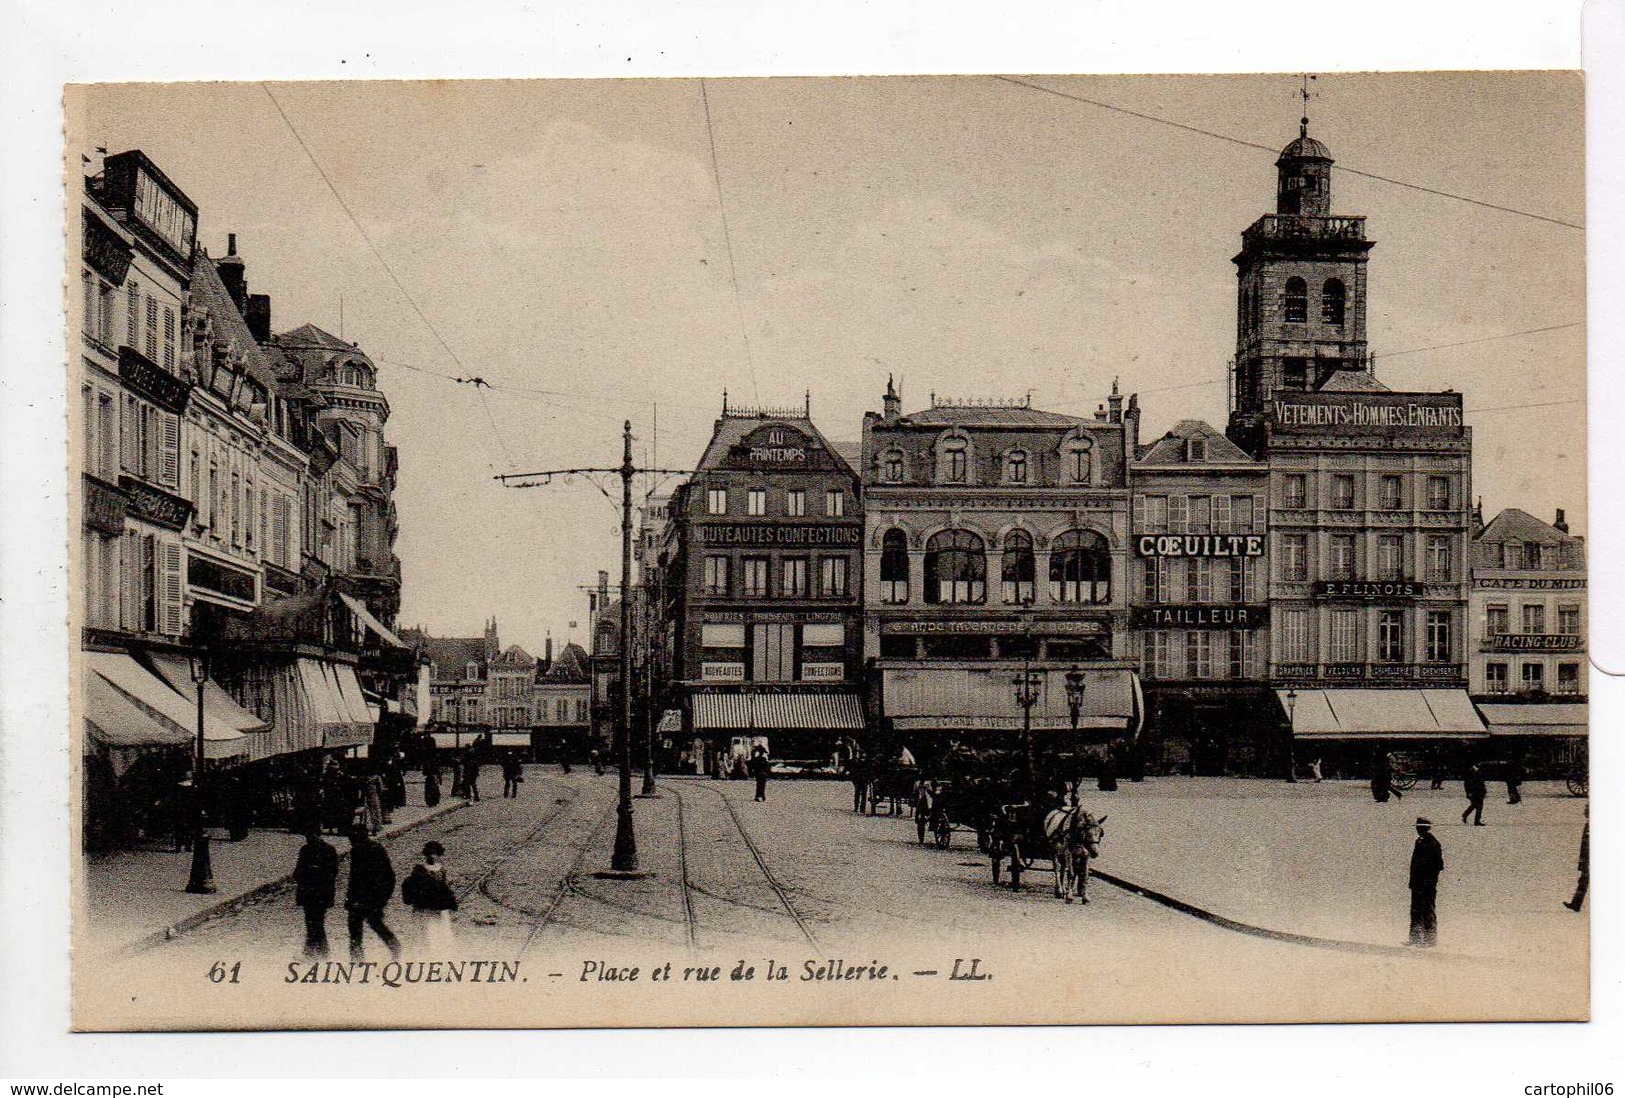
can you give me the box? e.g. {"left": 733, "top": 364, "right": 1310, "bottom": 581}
{"left": 1005, "top": 450, "right": 1028, "bottom": 484}
{"left": 880, "top": 528, "right": 911, "bottom": 604}
{"left": 942, "top": 438, "right": 969, "bottom": 483}
{"left": 1321, "top": 279, "right": 1346, "bottom": 326}
{"left": 1050, "top": 529, "right": 1111, "bottom": 604}
{"left": 1284, "top": 277, "right": 1308, "bottom": 323}
{"left": 924, "top": 530, "right": 986, "bottom": 605}
{"left": 1063, "top": 435, "right": 1093, "bottom": 485}
{"left": 1001, "top": 530, "right": 1035, "bottom": 604}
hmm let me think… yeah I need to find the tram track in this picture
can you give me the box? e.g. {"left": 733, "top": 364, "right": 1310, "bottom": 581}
{"left": 512, "top": 793, "right": 622, "bottom": 961}
{"left": 682, "top": 781, "right": 821, "bottom": 951}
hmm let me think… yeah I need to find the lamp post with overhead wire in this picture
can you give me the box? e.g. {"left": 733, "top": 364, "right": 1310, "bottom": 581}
{"left": 497, "top": 422, "right": 693, "bottom": 876}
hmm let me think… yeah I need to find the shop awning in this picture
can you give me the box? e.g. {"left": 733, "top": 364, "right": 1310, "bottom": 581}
{"left": 84, "top": 670, "right": 190, "bottom": 750}
{"left": 431, "top": 731, "right": 478, "bottom": 750}
{"left": 83, "top": 652, "right": 247, "bottom": 759}
{"left": 338, "top": 593, "right": 408, "bottom": 650}
{"left": 1277, "top": 689, "right": 1488, "bottom": 739}
{"left": 691, "top": 693, "right": 865, "bottom": 732}
{"left": 656, "top": 710, "right": 683, "bottom": 734}
{"left": 297, "top": 660, "right": 373, "bottom": 750}
{"left": 331, "top": 663, "right": 377, "bottom": 746}
{"left": 490, "top": 731, "right": 531, "bottom": 748}
{"left": 147, "top": 653, "right": 270, "bottom": 734}
{"left": 883, "top": 666, "right": 1136, "bottom": 733}
{"left": 1478, "top": 702, "right": 1588, "bottom": 738}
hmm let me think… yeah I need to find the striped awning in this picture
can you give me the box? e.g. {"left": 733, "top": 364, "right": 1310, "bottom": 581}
{"left": 1279, "top": 689, "right": 1488, "bottom": 740}
{"left": 148, "top": 653, "right": 270, "bottom": 734}
{"left": 691, "top": 693, "right": 864, "bottom": 732}
{"left": 84, "top": 652, "right": 247, "bottom": 759}
{"left": 1478, "top": 702, "right": 1587, "bottom": 738}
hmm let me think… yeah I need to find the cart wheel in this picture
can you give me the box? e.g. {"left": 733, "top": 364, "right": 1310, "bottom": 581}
{"left": 934, "top": 819, "right": 952, "bottom": 850}
{"left": 1567, "top": 775, "right": 1588, "bottom": 797}
{"left": 976, "top": 829, "right": 991, "bottom": 855}
{"left": 1393, "top": 774, "right": 1418, "bottom": 792}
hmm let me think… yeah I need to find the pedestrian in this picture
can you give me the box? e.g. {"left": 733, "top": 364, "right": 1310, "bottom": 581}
{"left": 750, "top": 744, "right": 770, "bottom": 802}
{"left": 914, "top": 779, "right": 935, "bottom": 845}
{"left": 344, "top": 825, "right": 401, "bottom": 961}
{"left": 1309, "top": 756, "right": 1323, "bottom": 783}
{"left": 1371, "top": 752, "right": 1400, "bottom": 803}
{"left": 1097, "top": 745, "right": 1119, "bottom": 792}
{"left": 1408, "top": 817, "right": 1444, "bottom": 948}
{"left": 558, "top": 742, "right": 572, "bottom": 775}
{"left": 292, "top": 828, "right": 339, "bottom": 958}
{"left": 423, "top": 758, "right": 441, "bottom": 808}
{"left": 501, "top": 754, "right": 523, "bottom": 798}
{"left": 1462, "top": 765, "right": 1486, "bottom": 826}
{"left": 1565, "top": 807, "right": 1589, "bottom": 912}
{"left": 1505, "top": 757, "right": 1524, "bottom": 805}
{"left": 590, "top": 747, "right": 604, "bottom": 776}
{"left": 401, "top": 840, "right": 457, "bottom": 953}
{"left": 1429, "top": 757, "right": 1446, "bottom": 791}
{"left": 463, "top": 749, "right": 482, "bottom": 802}
{"left": 364, "top": 771, "right": 386, "bottom": 832}
{"left": 173, "top": 773, "right": 199, "bottom": 852}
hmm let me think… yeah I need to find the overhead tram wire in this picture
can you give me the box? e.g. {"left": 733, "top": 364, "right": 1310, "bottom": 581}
{"left": 991, "top": 75, "right": 1585, "bottom": 232}
{"left": 700, "top": 77, "right": 762, "bottom": 404}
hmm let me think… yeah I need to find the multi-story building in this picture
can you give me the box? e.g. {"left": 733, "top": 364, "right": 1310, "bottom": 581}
{"left": 1226, "top": 122, "right": 1485, "bottom": 767}
{"left": 661, "top": 399, "right": 865, "bottom": 770}
{"left": 488, "top": 638, "right": 538, "bottom": 751}
{"left": 533, "top": 640, "right": 592, "bottom": 761}
{"left": 1128, "top": 419, "right": 1271, "bottom": 774}
{"left": 1469, "top": 507, "right": 1587, "bottom": 768}
{"left": 860, "top": 380, "right": 1141, "bottom": 760}
{"left": 411, "top": 620, "right": 494, "bottom": 751}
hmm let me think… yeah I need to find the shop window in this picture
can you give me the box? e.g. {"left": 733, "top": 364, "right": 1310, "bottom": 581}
{"left": 998, "top": 635, "right": 1038, "bottom": 660}
{"left": 924, "top": 530, "right": 986, "bottom": 605}
{"left": 1049, "top": 529, "right": 1111, "bottom": 604}
{"left": 879, "top": 529, "right": 910, "bottom": 604}
{"left": 1001, "top": 530, "right": 1035, "bottom": 604}
{"left": 1047, "top": 638, "right": 1108, "bottom": 661}
{"left": 879, "top": 635, "right": 917, "bottom": 660}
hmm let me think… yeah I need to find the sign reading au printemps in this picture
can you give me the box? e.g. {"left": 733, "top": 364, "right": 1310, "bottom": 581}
{"left": 1136, "top": 535, "right": 1264, "bottom": 558}
{"left": 737, "top": 425, "right": 811, "bottom": 466}
{"left": 698, "top": 524, "right": 861, "bottom": 547}
{"left": 1271, "top": 392, "right": 1465, "bottom": 436}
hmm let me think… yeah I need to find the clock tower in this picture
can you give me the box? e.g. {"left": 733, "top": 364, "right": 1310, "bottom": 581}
{"left": 1228, "top": 118, "right": 1375, "bottom": 454}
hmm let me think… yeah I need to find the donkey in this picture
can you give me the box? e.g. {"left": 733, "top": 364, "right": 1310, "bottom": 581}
{"left": 1043, "top": 803, "right": 1107, "bottom": 903}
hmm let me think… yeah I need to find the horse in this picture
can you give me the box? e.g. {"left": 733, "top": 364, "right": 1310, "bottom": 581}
{"left": 1042, "top": 804, "right": 1106, "bottom": 903}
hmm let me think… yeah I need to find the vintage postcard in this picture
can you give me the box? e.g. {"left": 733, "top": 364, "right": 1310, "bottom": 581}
{"left": 66, "top": 72, "right": 1587, "bottom": 1031}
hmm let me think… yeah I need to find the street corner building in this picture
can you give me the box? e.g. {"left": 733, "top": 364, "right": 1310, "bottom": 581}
{"left": 75, "top": 148, "right": 421, "bottom": 854}
{"left": 1225, "top": 123, "right": 1486, "bottom": 776}
{"left": 655, "top": 396, "right": 866, "bottom": 776}
{"left": 858, "top": 377, "right": 1142, "bottom": 763}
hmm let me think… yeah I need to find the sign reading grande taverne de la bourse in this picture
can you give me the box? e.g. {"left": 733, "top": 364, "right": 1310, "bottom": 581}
{"left": 1271, "top": 392, "right": 1465, "bottom": 437}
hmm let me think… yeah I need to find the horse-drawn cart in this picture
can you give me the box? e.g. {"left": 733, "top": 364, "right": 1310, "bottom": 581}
{"left": 986, "top": 794, "right": 1107, "bottom": 902}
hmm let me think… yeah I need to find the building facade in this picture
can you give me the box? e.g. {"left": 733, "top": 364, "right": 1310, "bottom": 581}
{"left": 1469, "top": 508, "right": 1587, "bottom": 768}
{"left": 661, "top": 400, "right": 865, "bottom": 770}
{"left": 860, "top": 381, "right": 1141, "bottom": 760}
{"left": 1129, "top": 419, "right": 1272, "bottom": 774}
{"left": 1226, "top": 124, "right": 1483, "bottom": 767}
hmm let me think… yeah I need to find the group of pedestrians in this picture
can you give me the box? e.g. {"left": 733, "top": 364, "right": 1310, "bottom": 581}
{"left": 292, "top": 828, "right": 458, "bottom": 960}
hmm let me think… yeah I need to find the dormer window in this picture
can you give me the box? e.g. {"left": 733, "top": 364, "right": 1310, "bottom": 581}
{"left": 1062, "top": 434, "right": 1094, "bottom": 485}
{"left": 1006, "top": 450, "right": 1028, "bottom": 484}
{"left": 882, "top": 451, "right": 904, "bottom": 482}
{"left": 466, "top": 661, "right": 479, "bottom": 680}
{"left": 944, "top": 440, "right": 968, "bottom": 483}
{"left": 1187, "top": 438, "right": 1207, "bottom": 463}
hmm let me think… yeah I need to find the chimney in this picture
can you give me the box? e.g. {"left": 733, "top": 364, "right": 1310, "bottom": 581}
{"left": 1094, "top": 403, "right": 1108, "bottom": 422}
{"left": 485, "top": 615, "right": 499, "bottom": 661}
{"left": 545, "top": 634, "right": 554, "bottom": 665}
{"left": 598, "top": 570, "right": 610, "bottom": 607}
{"left": 1107, "top": 377, "right": 1123, "bottom": 424}
{"left": 1554, "top": 508, "right": 1569, "bottom": 534}
{"left": 1472, "top": 497, "right": 1485, "bottom": 536}
{"left": 216, "top": 233, "right": 249, "bottom": 316}
{"left": 245, "top": 294, "right": 272, "bottom": 343}
{"left": 882, "top": 375, "right": 901, "bottom": 423}
{"left": 1124, "top": 393, "right": 1141, "bottom": 456}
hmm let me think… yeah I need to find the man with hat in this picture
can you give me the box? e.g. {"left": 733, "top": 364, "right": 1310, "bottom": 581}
{"left": 1408, "top": 817, "right": 1444, "bottom": 948}
{"left": 345, "top": 824, "right": 401, "bottom": 961}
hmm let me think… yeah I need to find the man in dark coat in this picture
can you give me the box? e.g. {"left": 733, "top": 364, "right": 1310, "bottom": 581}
{"left": 1462, "top": 765, "right": 1487, "bottom": 825}
{"left": 1505, "top": 758, "right": 1524, "bottom": 805}
{"left": 1408, "top": 817, "right": 1444, "bottom": 947}
{"left": 463, "top": 749, "right": 482, "bottom": 802}
{"left": 1565, "top": 808, "right": 1589, "bottom": 912}
{"left": 344, "top": 826, "right": 401, "bottom": 961}
{"left": 750, "top": 745, "right": 771, "bottom": 802}
{"left": 292, "top": 829, "right": 340, "bottom": 958}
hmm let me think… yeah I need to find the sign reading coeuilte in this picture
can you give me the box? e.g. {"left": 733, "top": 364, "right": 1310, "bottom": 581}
{"left": 1137, "top": 535, "right": 1264, "bottom": 558}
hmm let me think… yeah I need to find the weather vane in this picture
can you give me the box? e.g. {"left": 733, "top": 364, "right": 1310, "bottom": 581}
{"left": 1299, "top": 73, "right": 1318, "bottom": 135}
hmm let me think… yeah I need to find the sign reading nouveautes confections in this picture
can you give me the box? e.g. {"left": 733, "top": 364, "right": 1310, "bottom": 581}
{"left": 698, "top": 524, "right": 861, "bottom": 547}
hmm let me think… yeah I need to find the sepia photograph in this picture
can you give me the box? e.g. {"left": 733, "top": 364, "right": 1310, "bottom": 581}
{"left": 62, "top": 69, "right": 1588, "bottom": 1032}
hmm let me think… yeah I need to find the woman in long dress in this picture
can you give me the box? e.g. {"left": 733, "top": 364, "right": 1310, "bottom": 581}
{"left": 404, "top": 841, "right": 457, "bottom": 953}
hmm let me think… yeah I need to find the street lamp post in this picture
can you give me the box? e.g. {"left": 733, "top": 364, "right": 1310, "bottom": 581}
{"left": 1284, "top": 687, "right": 1299, "bottom": 783}
{"left": 1011, "top": 597, "right": 1041, "bottom": 805}
{"left": 185, "top": 650, "right": 217, "bottom": 894}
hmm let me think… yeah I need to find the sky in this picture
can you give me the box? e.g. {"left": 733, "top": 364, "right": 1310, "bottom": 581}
{"left": 68, "top": 72, "right": 1586, "bottom": 659}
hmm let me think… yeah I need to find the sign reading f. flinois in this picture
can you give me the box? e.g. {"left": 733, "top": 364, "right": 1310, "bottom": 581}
{"left": 1271, "top": 392, "right": 1465, "bottom": 436}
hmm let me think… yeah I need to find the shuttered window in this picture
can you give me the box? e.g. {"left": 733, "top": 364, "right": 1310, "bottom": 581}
{"left": 159, "top": 411, "right": 180, "bottom": 488}
{"left": 144, "top": 297, "right": 158, "bottom": 361}
{"left": 159, "top": 541, "right": 184, "bottom": 636}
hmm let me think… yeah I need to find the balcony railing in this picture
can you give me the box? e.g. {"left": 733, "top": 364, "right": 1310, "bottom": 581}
{"left": 1242, "top": 214, "right": 1367, "bottom": 250}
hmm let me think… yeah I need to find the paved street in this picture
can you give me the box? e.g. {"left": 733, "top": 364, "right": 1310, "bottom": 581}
{"left": 84, "top": 768, "right": 1588, "bottom": 1028}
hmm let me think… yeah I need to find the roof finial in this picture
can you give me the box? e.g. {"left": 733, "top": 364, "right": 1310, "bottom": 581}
{"left": 1299, "top": 73, "right": 1316, "bottom": 138}
{"left": 722, "top": 388, "right": 729, "bottom": 414}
